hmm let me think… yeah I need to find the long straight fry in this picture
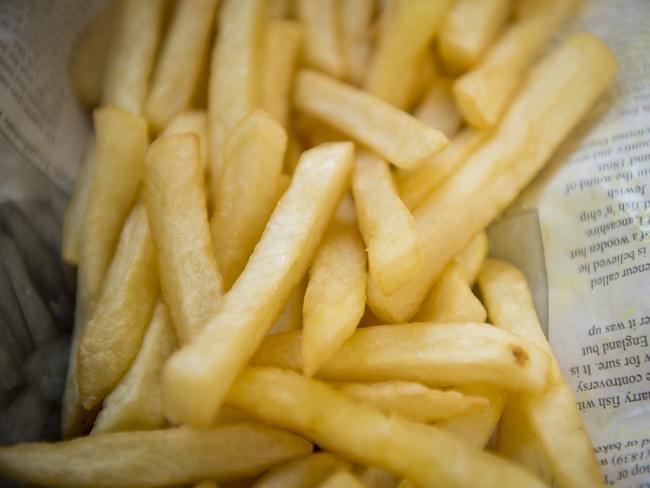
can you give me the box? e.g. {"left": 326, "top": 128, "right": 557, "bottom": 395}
{"left": 366, "top": 33, "right": 618, "bottom": 323}
{"left": 297, "top": 0, "right": 345, "bottom": 78}
{"left": 340, "top": 0, "right": 375, "bottom": 85}
{"left": 163, "top": 143, "right": 354, "bottom": 427}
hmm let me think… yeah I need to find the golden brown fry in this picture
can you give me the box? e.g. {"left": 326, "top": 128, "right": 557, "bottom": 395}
{"left": 144, "top": 134, "right": 223, "bottom": 344}
{"left": 352, "top": 152, "right": 420, "bottom": 295}
{"left": 102, "top": 0, "right": 166, "bottom": 113}
{"left": 413, "top": 78, "right": 462, "bottom": 138}
{"left": 211, "top": 110, "right": 287, "bottom": 289}
{"left": 295, "top": 69, "right": 448, "bottom": 169}
{"left": 78, "top": 205, "right": 159, "bottom": 409}
{"left": 453, "top": 0, "right": 579, "bottom": 127}
{"left": 367, "top": 32, "right": 618, "bottom": 323}
{"left": 438, "top": 0, "right": 511, "bottom": 72}
{"left": 261, "top": 21, "right": 305, "bottom": 128}
{"left": 0, "top": 424, "right": 313, "bottom": 488}
{"left": 91, "top": 302, "right": 176, "bottom": 434}
{"left": 227, "top": 368, "right": 547, "bottom": 487}
{"left": 454, "top": 231, "right": 489, "bottom": 284}
{"left": 478, "top": 259, "right": 603, "bottom": 487}
{"left": 297, "top": 0, "right": 346, "bottom": 78}
{"left": 163, "top": 110, "right": 210, "bottom": 172}
{"left": 145, "top": 0, "right": 219, "bottom": 131}
{"left": 318, "top": 471, "right": 366, "bottom": 488}
{"left": 364, "top": 0, "right": 450, "bottom": 109}
{"left": 253, "top": 323, "right": 551, "bottom": 394}
{"left": 253, "top": 452, "right": 349, "bottom": 488}
{"left": 340, "top": 0, "right": 375, "bottom": 85}
{"left": 163, "top": 143, "right": 354, "bottom": 427}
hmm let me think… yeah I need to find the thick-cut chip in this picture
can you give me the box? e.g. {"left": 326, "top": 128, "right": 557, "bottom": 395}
{"left": 413, "top": 78, "right": 462, "bottom": 138}
{"left": 453, "top": 0, "right": 579, "bottom": 128}
{"left": 102, "top": 0, "right": 166, "bottom": 113}
{"left": 261, "top": 20, "right": 305, "bottom": 128}
{"left": 253, "top": 452, "right": 348, "bottom": 488}
{"left": 208, "top": 0, "right": 266, "bottom": 198}
{"left": 78, "top": 205, "right": 159, "bottom": 410}
{"left": 338, "top": 381, "right": 488, "bottom": 423}
{"left": 438, "top": 0, "right": 511, "bottom": 72}
{"left": 268, "top": 280, "right": 306, "bottom": 336}
{"left": 227, "top": 368, "right": 547, "bottom": 487}
{"left": 340, "top": 0, "right": 375, "bottom": 85}
{"left": 366, "top": 33, "right": 618, "bottom": 323}
{"left": 297, "top": 0, "right": 345, "bottom": 78}
{"left": 69, "top": 1, "right": 119, "bottom": 107}
{"left": 478, "top": 259, "right": 603, "bottom": 487}
{"left": 364, "top": 0, "right": 450, "bottom": 109}
{"left": 414, "top": 261, "right": 486, "bottom": 323}
{"left": 163, "top": 110, "right": 210, "bottom": 172}
{"left": 302, "top": 196, "right": 366, "bottom": 376}
{"left": 295, "top": 69, "right": 448, "bottom": 169}
{"left": 454, "top": 232, "right": 489, "bottom": 284}
{"left": 253, "top": 323, "right": 550, "bottom": 393}
{"left": 352, "top": 152, "right": 420, "bottom": 295}
{"left": 211, "top": 110, "right": 287, "bottom": 289}
{"left": 163, "top": 143, "right": 354, "bottom": 427}
{"left": 397, "top": 128, "right": 488, "bottom": 211}
{"left": 61, "top": 142, "right": 96, "bottom": 265}
{"left": 91, "top": 302, "right": 177, "bottom": 434}
{"left": 144, "top": 134, "right": 223, "bottom": 344}
{"left": 145, "top": 0, "right": 219, "bottom": 132}
{"left": 0, "top": 424, "right": 312, "bottom": 488}
{"left": 317, "top": 471, "right": 366, "bottom": 488}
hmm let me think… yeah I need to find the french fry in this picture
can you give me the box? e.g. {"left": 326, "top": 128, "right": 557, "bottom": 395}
{"left": 397, "top": 128, "right": 488, "bottom": 211}
{"left": 404, "top": 52, "right": 437, "bottom": 110}
{"left": 211, "top": 110, "right": 287, "bottom": 289}
{"left": 454, "top": 231, "right": 489, "bottom": 284}
{"left": 318, "top": 471, "right": 366, "bottom": 488}
{"left": 297, "top": 0, "right": 345, "bottom": 78}
{"left": 69, "top": 1, "right": 119, "bottom": 107}
{"left": 338, "top": 381, "right": 488, "bottom": 423}
{"left": 261, "top": 21, "right": 305, "bottom": 128}
{"left": 366, "top": 32, "right": 618, "bottom": 323}
{"left": 145, "top": 0, "right": 219, "bottom": 132}
{"left": 0, "top": 424, "right": 313, "bottom": 488}
{"left": 144, "top": 134, "right": 223, "bottom": 344}
{"left": 268, "top": 278, "right": 306, "bottom": 336}
{"left": 414, "top": 261, "right": 487, "bottom": 323}
{"left": 285, "top": 132, "right": 305, "bottom": 174}
{"left": 294, "top": 112, "right": 347, "bottom": 147}
{"left": 163, "top": 142, "right": 354, "bottom": 427}
{"left": 163, "top": 110, "right": 210, "bottom": 172}
{"left": 227, "top": 368, "right": 547, "bottom": 487}
{"left": 268, "top": 0, "right": 293, "bottom": 19}
{"left": 102, "top": 0, "right": 166, "bottom": 113}
{"left": 253, "top": 323, "right": 551, "bottom": 394}
{"left": 91, "top": 302, "right": 176, "bottom": 434}
{"left": 340, "top": 0, "right": 375, "bottom": 85}
{"left": 78, "top": 204, "right": 159, "bottom": 410}
{"left": 413, "top": 78, "right": 462, "bottom": 138}
{"left": 195, "top": 482, "right": 218, "bottom": 488}
{"left": 302, "top": 196, "right": 366, "bottom": 376}
{"left": 295, "top": 69, "right": 448, "bottom": 169}
{"left": 208, "top": 0, "right": 266, "bottom": 198}
{"left": 61, "top": 141, "right": 96, "bottom": 265}
{"left": 352, "top": 152, "right": 420, "bottom": 295}
{"left": 478, "top": 259, "right": 603, "bottom": 487}
{"left": 438, "top": 0, "right": 511, "bottom": 72}
{"left": 253, "top": 452, "right": 349, "bottom": 488}
{"left": 355, "top": 466, "right": 399, "bottom": 488}
{"left": 364, "top": 0, "right": 450, "bottom": 109}
{"left": 453, "top": 0, "right": 579, "bottom": 128}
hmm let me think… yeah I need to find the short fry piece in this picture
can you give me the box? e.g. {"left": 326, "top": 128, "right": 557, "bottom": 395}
{"left": 478, "top": 259, "right": 603, "bottom": 487}
{"left": 145, "top": 0, "right": 219, "bottom": 131}
{"left": 227, "top": 368, "right": 547, "bottom": 487}
{"left": 92, "top": 302, "right": 177, "bottom": 434}
{"left": 413, "top": 78, "right": 462, "bottom": 138}
{"left": 438, "top": 0, "right": 511, "bottom": 72}
{"left": 253, "top": 323, "right": 551, "bottom": 394}
{"left": 338, "top": 381, "right": 488, "bottom": 423}
{"left": 253, "top": 452, "right": 348, "bottom": 488}
{"left": 163, "top": 143, "right": 354, "bottom": 427}
{"left": 211, "top": 110, "right": 287, "bottom": 289}
{"left": 163, "top": 110, "right": 210, "bottom": 172}
{"left": 78, "top": 205, "right": 159, "bottom": 409}
{"left": 297, "top": 0, "right": 345, "bottom": 78}
{"left": 302, "top": 196, "right": 367, "bottom": 376}
{"left": 340, "top": 0, "right": 375, "bottom": 85}
{"left": 318, "top": 471, "right": 366, "bottom": 488}
{"left": 364, "top": 0, "right": 450, "bottom": 109}
{"left": 0, "top": 424, "right": 313, "bottom": 488}
{"left": 144, "top": 134, "right": 223, "bottom": 344}
{"left": 454, "top": 231, "right": 489, "bottom": 284}
{"left": 353, "top": 152, "right": 421, "bottom": 295}
{"left": 295, "top": 69, "right": 448, "bottom": 169}
{"left": 102, "top": 0, "right": 166, "bottom": 113}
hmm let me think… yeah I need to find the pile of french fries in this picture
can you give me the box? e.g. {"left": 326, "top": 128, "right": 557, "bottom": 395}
{"left": 0, "top": 0, "right": 619, "bottom": 486}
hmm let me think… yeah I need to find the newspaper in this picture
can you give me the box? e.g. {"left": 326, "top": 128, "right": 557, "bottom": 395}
{"left": 0, "top": 0, "right": 648, "bottom": 486}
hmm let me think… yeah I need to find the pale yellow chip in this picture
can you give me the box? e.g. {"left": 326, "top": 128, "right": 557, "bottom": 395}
{"left": 340, "top": 0, "right": 375, "bottom": 85}
{"left": 253, "top": 452, "right": 349, "bottom": 488}
{"left": 317, "top": 470, "right": 367, "bottom": 488}
{"left": 297, "top": 0, "right": 346, "bottom": 78}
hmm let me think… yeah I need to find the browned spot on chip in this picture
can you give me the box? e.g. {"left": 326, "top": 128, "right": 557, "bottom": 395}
{"left": 511, "top": 345, "right": 529, "bottom": 366}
